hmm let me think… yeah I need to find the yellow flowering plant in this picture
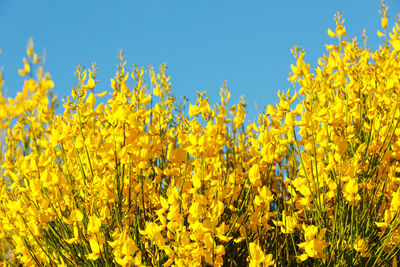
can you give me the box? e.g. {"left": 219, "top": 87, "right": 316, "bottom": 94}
{"left": 1, "top": 2, "right": 400, "bottom": 266}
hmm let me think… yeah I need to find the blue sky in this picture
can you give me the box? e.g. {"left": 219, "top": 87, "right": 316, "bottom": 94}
{"left": 1, "top": 1, "right": 399, "bottom": 120}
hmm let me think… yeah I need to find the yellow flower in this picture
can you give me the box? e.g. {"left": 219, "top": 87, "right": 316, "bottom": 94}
{"left": 18, "top": 58, "right": 30, "bottom": 76}
{"left": 390, "top": 39, "right": 400, "bottom": 51}
{"left": 353, "top": 236, "right": 370, "bottom": 257}
{"left": 344, "top": 178, "right": 360, "bottom": 203}
{"left": 65, "top": 223, "right": 80, "bottom": 244}
{"left": 272, "top": 211, "right": 298, "bottom": 234}
{"left": 248, "top": 242, "right": 275, "bottom": 267}
{"left": 298, "top": 224, "right": 329, "bottom": 260}
{"left": 188, "top": 103, "right": 199, "bottom": 117}
{"left": 69, "top": 209, "right": 84, "bottom": 222}
{"left": 381, "top": 16, "right": 388, "bottom": 30}
{"left": 87, "top": 215, "right": 102, "bottom": 235}
{"left": 86, "top": 237, "right": 101, "bottom": 260}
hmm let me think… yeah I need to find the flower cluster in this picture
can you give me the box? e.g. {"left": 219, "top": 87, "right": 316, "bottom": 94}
{"left": 1, "top": 2, "right": 400, "bottom": 266}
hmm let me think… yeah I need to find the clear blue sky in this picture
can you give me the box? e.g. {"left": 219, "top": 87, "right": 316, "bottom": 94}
{"left": 1, "top": 1, "right": 399, "bottom": 120}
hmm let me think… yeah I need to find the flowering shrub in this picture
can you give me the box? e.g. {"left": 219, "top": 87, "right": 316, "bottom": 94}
{"left": 1, "top": 2, "right": 400, "bottom": 266}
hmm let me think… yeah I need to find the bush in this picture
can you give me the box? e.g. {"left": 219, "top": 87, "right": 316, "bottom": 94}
{"left": 1, "top": 3, "right": 400, "bottom": 266}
